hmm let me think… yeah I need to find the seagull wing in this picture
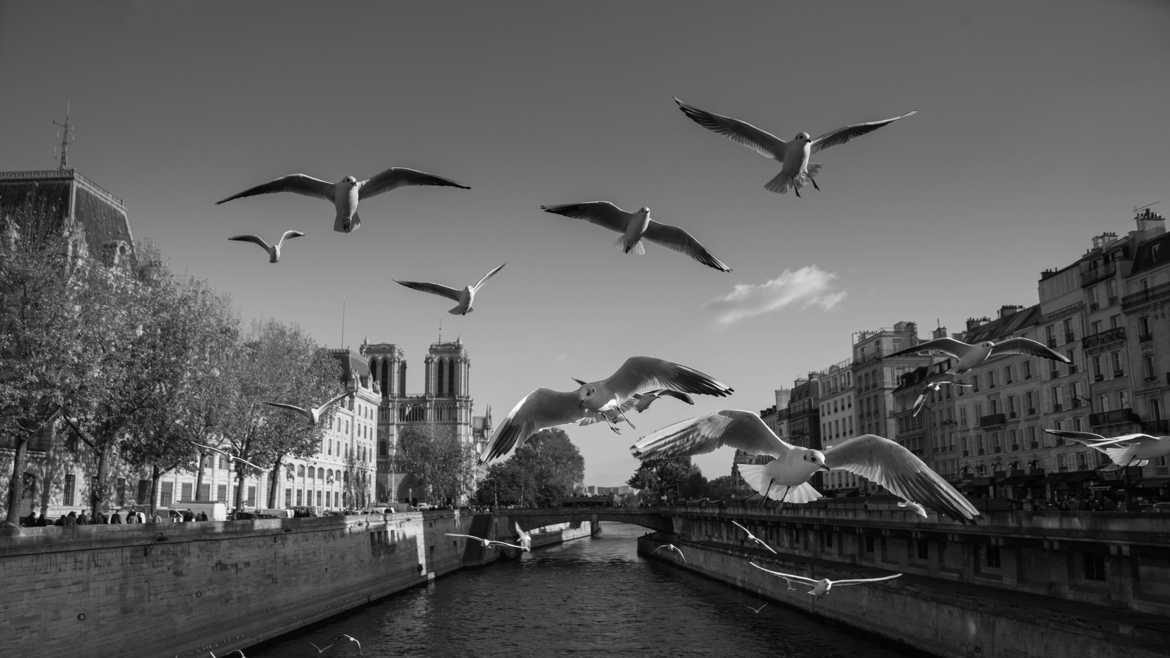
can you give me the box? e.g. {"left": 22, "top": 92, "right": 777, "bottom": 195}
{"left": 487, "top": 540, "right": 526, "bottom": 550}
{"left": 885, "top": 336, "right": 974, "bottom": 360}
{"left": 989, "top": 337, "right": 1072, "bottom": 363}
{"left": 445, "top": 533, "right": 484, "bottom": 540}
{"left": 631, "top": 409, "right": 791, "bottom": 460}
{"left": 810, "top": 111, "right": 917, "bottom": 154}
{"left": 603, "top": 356, "right": 734, "bottom": 400}
{"left": 634, "top": 389, "right": 695, "bottom": 412}
{"left": 825, "top": 434, "right": 980, "bottom": 523}
{"left": 674, "top": 98, "right": 787, "bottom": 160}
{"left": 277, "top": 230, "right": 306, "bottom": 246}
{"left": 395, "top": 280, "right": 463, "bottom": 302}
{"left": 314, "top": 391, "right": 353, "bottom": 413}
{"left": 228, "top": 234, "right": 271, "bottom": 251}
{"left": 541, "top": 202, "right": 630, "bottom": 234}
{"left": 217, "top": 174, "right": 334, "bottom": 204}
{"left": 264, "top": 401, "right": 313, "bottom": 421}
{"left": 479, "top": 388, "right": 584, "bottom": 463}
{"left": 749, "top": 562, "right": 817, "bottom": 585}
{"left": 1044, "top": 429, "right": 1156, "bottom": 447}
{"left": 643, "top": 220, "right": 732, "bottom": 272}
{"left": 471, "top": 263, "right": 507, "bottom": 291}
{"left": 359, "top": 167, "right": 470, "bottom": 199}
{"left": 832, "top": 573, "right": 903, "bottom": 587}
{"left": 1041, "top": 428, "right": 1108, "bottom": 444}
{"left": 514, "top": 522, "right": 529, "bottom": 539}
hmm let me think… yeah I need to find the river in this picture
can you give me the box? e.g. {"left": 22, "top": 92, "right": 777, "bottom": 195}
{"left": 250, "top": 523, "right": 923, "bottom": 657}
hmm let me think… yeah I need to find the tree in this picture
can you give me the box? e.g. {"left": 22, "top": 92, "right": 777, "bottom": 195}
{"left": 705, "top": 475, "right": 740, "bottom": 501}
{"left": 473, "top": 429, "right": 584, "bottom": 508}
{"left": 394, "top": 424, "right": 477, "bottom": 506}
{"left": 627, "top": 456, "right": 707, "bottom": 504}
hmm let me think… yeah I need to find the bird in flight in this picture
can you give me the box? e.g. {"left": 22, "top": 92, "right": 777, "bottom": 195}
{"left": 217, "top": 167, "right": 470, "bottom": 234}
{"left": 227, "top": 230, "right": 304, "bottom": 263}
{"left": 541, "top": 202, "right": 732, "bottom": 272}
{"left": 653, "top": 543, "right": 687, "bottom": 561}
{"left": 395, "top": 263, "right": 506, "bottom": 315}
{"left": 631, "top": 410, "right": 980, "bottom": 523}
{"left": 730, "top": 520, "right": 778, "bottom": 554}
{"left": 1043, "top": 429, "right": 1170, "bottom": 468}
{"left": 207, "top": 650, "right": 245, "bottom": 658}
{"left": 446, "top": 532, "right": 527, "bottom": 551}
{"left": 189, "top": 441, "right": 263, "bottom": 472}
{"left": 577, "top": 389, "right": 695, "bottom": 433}
{"left": 897, "top": 499, "right": 928, "bottom": 518}
{"left": 479, "top": 357, "right": 733, "bottom": 463}
{"left": 265, "top": 391, "right": 354, "bottom": 427}
{"left": 911, "top": 377, "right": 974, "bottom": 417}
{"left": 674, "top": 97, "right": 916, "bottom": 197}
{"left": 744, "top": 601, "right": 769, "bottom": 614}
{"left": 514, "top": 522, "right": 533, "bottom": 552}
{"left": 887, "top": 336, "right": 1070, "bottom": 377}
{"left": 309, "top": 633, "right": 363, "bottom": 655}
{"left": 750, "top": 562, "right": 902, "bottom": 597}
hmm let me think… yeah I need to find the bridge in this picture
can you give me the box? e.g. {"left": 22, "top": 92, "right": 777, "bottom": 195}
{"left": 503, "top": 506, "right": 674, "bottom": 534}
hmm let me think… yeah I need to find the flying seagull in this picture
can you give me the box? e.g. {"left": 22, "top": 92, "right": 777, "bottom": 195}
{"left": 887, "top": 336, "right": 1070, "bottom": 376}
{"left": 207, "top": 650, "right": 245, "bottom": 658}
{"left": 514, "top": 522, "right": 533, "bottom": 552}
{"left": 730, "top": 520, "right": 778, "bottom": 554}
{"left": 217, "top": 167, "right": 470, "bottom": 234}
{"left": 897, "top": 499, "right": 928, "bottom": 518}
{"left": 674, "top": 97, "right": 916, "bottom": 196}
{"left": 479, "top": 357, "right": 733, "bottom": 463}
{"left": 446, "top": 532, "right": 527, "bottom": 551}
{"left": 750, "top": 562, "right": 902, "bottom": 597}
{"left": 653, "top": 543, "right": 687, "bottom": 561}
{"left": 395, "top": 263, "right": 506, "bottom": 315}
{"left": 744, "top": 602, "right": 769, "bottom": 614}
{"left": 1043, "top": 429, "right": 1170, "bottom": 468}
{"left": 264, "top": 391, "right": 353, "bottom": 426}
{"left": 541, "top": 202, "right": 732, "bottom": 272}
{"left": 227, "top": 230, "right": 304, "bottom": 263}
{"left": 577, "top": 389, "right": 696, "bottom": 432}
{"left": 189, "top": 441, "right": 263, "bottom": 472}
{"left": 911, "top": 378, "right": 974, "bottom": 417}
{"left": 309, "top": 633, "right": 363, "bottom": 656}
{"left": 630, "top": 410, "right": 980, "bottom": 523}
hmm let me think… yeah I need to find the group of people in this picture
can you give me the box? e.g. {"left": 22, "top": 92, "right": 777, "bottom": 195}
{"left": 18, "top": 508, "right": 212, "bottom": 527}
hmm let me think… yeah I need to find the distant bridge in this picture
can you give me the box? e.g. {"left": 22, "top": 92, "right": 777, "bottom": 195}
{"left": 503, "top": 506, "right": 675, "bottom": 533}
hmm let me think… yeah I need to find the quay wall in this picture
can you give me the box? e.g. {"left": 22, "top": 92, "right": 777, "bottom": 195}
{"left": 638, "top": 534, "right": 1170, "bottom": 658}
{"left": 0, "top": 510, "right": 586, "bottom": 658}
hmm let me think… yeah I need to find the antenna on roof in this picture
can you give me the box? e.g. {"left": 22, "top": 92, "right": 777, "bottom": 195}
{"left": 438, "top": 320, "right": 443, "bottom": 343}
{"left": 1134, "top": 201, "right": 1160, "bottom": 214}
{"left": 53, "top": 101, "right": 74, "bottom": 171}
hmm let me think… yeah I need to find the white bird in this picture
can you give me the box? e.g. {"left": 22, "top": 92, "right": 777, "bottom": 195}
{"left": 541, "top": 202, "right": 732, "bottom": 272}
{"left": 730, "top": 520, "right": 778, "bottom": 554}
{"left": 217, "top": 167, "right": 470, "bottom": 234}
{"left": 750, "top": 562, "right": 902, "bottom": 597}
{"left": 745, "top": 601, "right": 769, "bottom": 614}
{"left": 577, "top": 389, "right": 696, "bottom": 432}
{"left": 674, "top": 98, "right": 916, "bottom": 197}
{"left": 395, "top": 263, "right": 506, "bottom": 315}
{"left": 189, "top": 441, "right": 263, "bottom": 472}
{"left": 887, "top": 336, "right": 1070, "bottom": 377}
{"left": 1043, "top": 429, "right": 1170, "bottom": 468}
{"left": 631, "top": 410, "right": 980, "bottom": 523}
{"left": 446, "top": 532, "right": 526, "bottom": 551}
{"left": 227, "top": 230, "right": 304, "bottom": 263}
{"left": 264, "top": 391, "right": 353, "bottom": 426}
{"left": 309, "top": 633, "right": 363, "bottom": 655}
{"left": 207, "top": 650, "right": 245, "bottom": 658}
{"left": 479, "top": 357, "right": 734, "bottom": 463}
{"left": 911, "top": 378, "right": 974, "bottom": 417}
{"left": 653, "top": 543, "right": 687, "bottom": 561}
{"left": 897, "top": 500, "right": 928, "bottom": 518}
{"left": 514, "top": 522, "right": 533, "bottom": 551}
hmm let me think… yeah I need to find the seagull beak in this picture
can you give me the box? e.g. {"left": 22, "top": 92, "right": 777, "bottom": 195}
{"left": 572, "top": 378, "right": 587, "bottom": 386}
{"left": 819, "top": 465, "right": 831, "bottom": 473}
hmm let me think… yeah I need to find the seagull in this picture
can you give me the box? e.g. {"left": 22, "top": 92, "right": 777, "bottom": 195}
{"left": 744, "top": 601, "right": 769, "bottom": 614}
{"left": 540, "top": 202, "right": 732, "bottom": 272}
{"left": 264, "top": 391, "right": 353, "bottom": 426}
{"left": 207, "top": 650, "right": 245, "bottom": 658}
{"left": 750, "top": 562, "right": 902, "bottom": 597}
{"left": 514, "top": 522, "right": 533, "bottom": 551}
{"left": 479, "top": 357, "right": 733, "bottom": 463}
{"left": 887, "top": 336, "right": 1071, "bottom": 377}
{"left": 730, "top": 520, "right": 778, "bottom": 554}
{"left": 911, "top": 378, "right": 974, "bottom": 417}
{"left": 1043, "top": 429, "right": 1170, "bottom": 468}
{"left": 227, "top": 230, "right": 304, "bottom": 263}
{"left": 630, "top": 410, "right": 980, "bottom": 523}
{"left": 189, "top": 441, "right": 263, "bottom": 471}
{"left": 897, "top": 499, "right": 928, "bottom": 518}
{"left": 395, "top": 263, "right": 506, "bottom": 315}
{"left": 446, "top": 532, "right": 526, "bottom": 551}
{"left": 653, "top": 543, "right": 687, "bottom": 561}
{"left": 217, "top": 167, "right": 470, "bottom": 234}
{"left": 309, "top": 633, "right": 363, "bottom": 655}
{"left": 577, "top": 389, "right": 696, "bottom": 432}
{"left": 673, "top": 97, "right": 916, "bottom": 197}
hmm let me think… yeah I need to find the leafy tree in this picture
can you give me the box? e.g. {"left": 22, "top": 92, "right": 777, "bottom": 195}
{"left": 395, "top": 423, "right": 477, "bottom": 506}
{"left": 473, "top": 429, "right": 584, "bottom": 508}
{"left": 627, "top": 456, "right": 707, "bottom": 504}
{"left": 705, "top": 475, "right": 740, "bottom": 501}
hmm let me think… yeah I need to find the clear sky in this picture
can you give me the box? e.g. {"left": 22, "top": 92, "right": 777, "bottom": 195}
{"left": 2, "top": 0, "right": 1167, "bottom": 485}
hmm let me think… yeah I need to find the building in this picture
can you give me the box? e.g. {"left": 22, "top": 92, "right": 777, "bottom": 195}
{"left": 362, "top": 338, "right": 489, "bottom": 504}
{"left": 818, "top": 359, "right": 857, "bottom": 494}
{"left": 851, "top": 322, "right": 932, "bottom": 439}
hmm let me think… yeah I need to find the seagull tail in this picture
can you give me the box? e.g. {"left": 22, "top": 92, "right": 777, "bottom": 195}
{"left": 764, "top": 171, "right": 792, "bottom": 194}
{"left": 616, "top": 236, "right": 646, "bottom": 255}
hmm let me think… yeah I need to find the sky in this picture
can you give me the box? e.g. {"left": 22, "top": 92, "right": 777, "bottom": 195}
{"left": 2, "top": 0, "right": 1168, "bottom": 485}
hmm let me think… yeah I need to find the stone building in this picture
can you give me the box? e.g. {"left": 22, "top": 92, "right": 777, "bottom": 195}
{"left": 818, "top": 359, "right": 857, "bottom": 493}
{"left": 851, "top": 322, "right": 932, "bottom": 439}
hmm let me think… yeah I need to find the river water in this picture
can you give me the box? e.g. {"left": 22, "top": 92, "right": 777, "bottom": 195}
{"left": 250, "top": 523, "right": 921, "bottom": 657}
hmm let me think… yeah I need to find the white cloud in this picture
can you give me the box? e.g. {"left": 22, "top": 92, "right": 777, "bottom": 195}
{"left": 706, "top": 266, "right": 846, "bottom": 325}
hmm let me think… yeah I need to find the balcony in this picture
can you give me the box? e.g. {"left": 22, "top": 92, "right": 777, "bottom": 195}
{"left": 1080, "top": 262, "right": 1116, "bottom": 287}
{"left": 979, "top": 413, "right": 1007, "bottom": 428}
{"left": 1064, "top": 332, "right": 1076, "bottom": 343}
{"left": 1141, "top": 419, "right": 1170, "bottom": 434}
{"left": 1089, "top": 408, "right": 1139, "bottom": 429}
{"left": 1081, "top": 326, "right": 1126, "bottom": 351}
{"left": 1123, "top": 281, "right": 1170, "bottom": 310}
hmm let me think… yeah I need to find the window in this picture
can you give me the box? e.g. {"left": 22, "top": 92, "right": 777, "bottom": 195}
{"left": 181, "top": 482, "right": 193, "bottom": 501}
{"left": 285, "top": 489, "right": 293, "bottom": 508}
{"left": 1003, "top": 365, "right": 1013, "bottom": 384}
{"left": 985, "top": 544, "right": 1001, "bottom": 569}
{"left": 217, "top": 484, "right": 227, "bottom": 503}
{"left": 1083, "top": 553, "right": 1106, "bottom": 581}
{"left": 1111, "top": 351, "right": 1124, "bottom": 376}
{"left": 1110, "top": 314, "right": 1121, "bottom": 329}
{"left": 917, "top": 539, "right": 929, "bottom": 560}
{"left": 64, "top": 474, "right": 76, "bottom": 506}
{"left": 160, "top": 481, "right": 173, "bottom": 507}
{"left": 1090, "top": 320, "right": 1102, "bottom": 335}
{"left": 1140, "top": 316, "right": 1152, "bottom": 338}
{"left": 197, "top": 484, "right": 210, "bottom": 501}
{"left": 296, "top": 490, "right": 303, "bottom": 506}
{"left": 246, "top": 486, "right": 256, "bottom": 507}
{"left": 1023, "top": 359, "right": 1032, "bottom": 379}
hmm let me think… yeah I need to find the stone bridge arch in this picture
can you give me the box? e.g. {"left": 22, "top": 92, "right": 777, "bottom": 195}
{"left": 503, "top": 507, "right": 674, "bottom": 534}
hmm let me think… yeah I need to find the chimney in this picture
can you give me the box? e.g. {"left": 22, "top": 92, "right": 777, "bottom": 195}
{"left": 932, "top": 324, "right": 948, "bottom": 339}
{"left": 998, "top": 305, "right": 1023, "bottom": 319}
{"left": 1135, "top": 208, "right": 1166, "bottom": 242}
{"left": 965, "top": 316, "right": 991, "bottom": 331}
